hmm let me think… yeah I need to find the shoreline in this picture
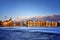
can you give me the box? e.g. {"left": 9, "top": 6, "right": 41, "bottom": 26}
{"left": 0, "top": 27, "right": 60, "bottom": 34}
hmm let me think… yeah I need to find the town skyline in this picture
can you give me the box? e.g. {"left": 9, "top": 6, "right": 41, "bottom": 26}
{"left": 0, "top": 17, "right": 60, "bottom": 27}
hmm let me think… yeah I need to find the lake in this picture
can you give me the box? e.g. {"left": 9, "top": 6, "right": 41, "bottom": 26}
{"left": 0, "top": 27, "right": 60, "bottom": 40}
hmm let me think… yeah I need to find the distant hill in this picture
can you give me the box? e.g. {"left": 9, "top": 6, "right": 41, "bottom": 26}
{"left": 15, "top": 15, "right": 60, "bottom": 22}
{"left": 26, "top": 15, "right": 60, "bottom": 21}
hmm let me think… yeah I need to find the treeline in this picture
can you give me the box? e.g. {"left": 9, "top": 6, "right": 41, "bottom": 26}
{"left": 0, "top": 18, "right": 21, "bottom": 27}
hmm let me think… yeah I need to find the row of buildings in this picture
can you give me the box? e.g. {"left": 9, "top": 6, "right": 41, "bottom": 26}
{"left": 0, "top": 18, "right": 60, "bottom": 27}
{"left": 26, "top": 20, "right": 59, "bottom": 27}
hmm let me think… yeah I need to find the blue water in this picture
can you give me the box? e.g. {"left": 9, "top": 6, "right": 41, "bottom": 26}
{"left": 0, "top": 27, "right": 60, "bottom": 40}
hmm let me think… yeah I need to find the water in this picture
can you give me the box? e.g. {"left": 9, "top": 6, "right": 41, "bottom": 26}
{"left": 0, "top": 27, "right": 60, "bottom": 40}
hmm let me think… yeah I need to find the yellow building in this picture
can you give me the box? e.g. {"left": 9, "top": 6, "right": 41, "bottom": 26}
{"left": 46, "top": 21, "right": 52, "bottom": 27}
{"left": 33, "top": 21, "right": 36, "bottom": 27}
{"left": 33, "top": 20, "right": 46, "bottom": 27}
{"left": 39, "top": 20, "right": 46, "bottom": 27}
{"left": 27, "top": 20, "right": 34, "bottom": 27}
{"left": 46, "top": 21, "right": 58, "bottom": 27}
{"left": 52, "top": 22, "right": 58, "bottom": 27}
{"left": 27, "top": 20, "right": 46, "bottom": 27}
{"left": 36, "top": 21, "right": 41, "bottom": 27}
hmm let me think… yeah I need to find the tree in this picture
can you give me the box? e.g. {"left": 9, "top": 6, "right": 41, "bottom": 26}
{"left": 0, "top": 21, "right": 3, "bottom": 27}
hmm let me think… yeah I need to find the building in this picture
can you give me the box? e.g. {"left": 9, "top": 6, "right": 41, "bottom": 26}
{"left": 52, "top": 21, "right": 58, "bottom": 27}
{"left": 27, "top": 20, "right": 34, "bottom": 27}
{"left": 46, "top": 21, "right": 52, "bottom": 27}
{"left": 39, "top": 20, "right": 46, "bottom": 27}
{"left": 46, "top": 21, "right": 58, "bottom": 27}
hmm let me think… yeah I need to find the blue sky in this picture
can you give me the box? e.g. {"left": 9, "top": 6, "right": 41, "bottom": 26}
{"left": 0, "top": 0, "right": 60, "bottom": 19}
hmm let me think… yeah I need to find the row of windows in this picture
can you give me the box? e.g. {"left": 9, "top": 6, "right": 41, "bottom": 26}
{"left": 27, "top": 21, "right": 58, "bottom": 27}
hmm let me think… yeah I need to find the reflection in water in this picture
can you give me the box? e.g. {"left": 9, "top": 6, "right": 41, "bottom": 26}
{"left": 0, "top": 30, "right": 60, "bottom": 40}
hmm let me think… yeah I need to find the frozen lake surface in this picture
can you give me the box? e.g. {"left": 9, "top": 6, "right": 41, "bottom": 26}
{"left": 0, "top": 27, "right": 60, "bottom": 40}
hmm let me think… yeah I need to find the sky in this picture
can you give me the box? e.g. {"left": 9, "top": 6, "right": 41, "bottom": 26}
{"left": 0, "top": 0, "right": 60, "bottom": 20}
